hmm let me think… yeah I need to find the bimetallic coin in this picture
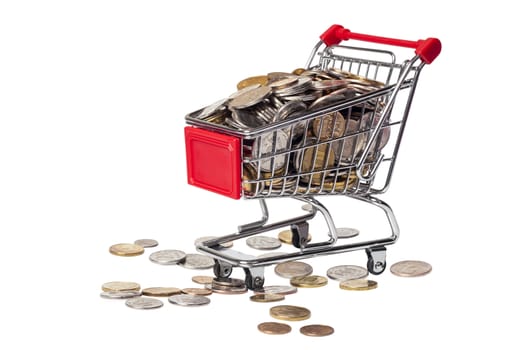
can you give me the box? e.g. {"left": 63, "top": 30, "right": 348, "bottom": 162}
{"left": 270, "top": 305, "right": 311, "bottom": 321}
{"left": 290, "top": 275, "right": 328, "bottom": 288}
{"left": 192, "top": 275, "right": 214, "bottom": 285}
{"left": 326, "top": 265, "right": 368, "bottom": 281}
{"left": 339, "top": 279, "right": 378, "bottom": 291}
{"left": 246, "top": 236, "right": 282, "bottom": 250}
{"left": 257, "top": 322, "right": 292, "bottom": 335}
{"left": 134, "top": 239, "right": 158, "bottom": 248}
{"left": 125, "top": 297, "right": 163, "bottom": 310}
{"left": 249, "top": 293, "right": 285, "bottom": 303}
{"left": 194, "top": 235, "right": 234, "bottom": 249}
{"left": 332, "top": 227, "right": 360, "bottom": 238}
{"left": 390, "top": 260, "right": 432, "bottom": 277}
{"left": 178, "top": 253, "right": 215, "bottom": 269}
{"left": 109, "top": 243, "right": 144, "bottom": 257}
{"left": 274, "top": 261, "right": 313, "bottom": 279}
{"left": 277, "top": 230, "right": 312, "bottom": 245}
{"left": 168, "top": 294, "right": 210, "bottom": 306}
{"left": 300, "top": 324, "right": 334, "bottom": 337}
{"left": 182, "top": 288, "right": 212, "bottom": 296}
{"left": 100, "top": 290, "right": 142, "bottom": 299}
{"left": 149, "top": 249, "right": 186, "bottom": 265}
{"left": 253, "top": 285, "right": 297, "bottom": 295}
{"left": 142, "top": 287, "right": 182, "bottom": 297}
{"left": 101, "top": 281, "right": 140, "bottom": 292}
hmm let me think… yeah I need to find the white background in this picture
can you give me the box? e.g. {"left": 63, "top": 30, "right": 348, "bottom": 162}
{"left": 1, "top": 1, "right": 523, "bottom": 349}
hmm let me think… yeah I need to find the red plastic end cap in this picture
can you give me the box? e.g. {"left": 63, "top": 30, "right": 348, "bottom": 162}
{"left": 320, "top": 24, "right": 351, "bottom": 46}
{"left": 184, "top": 127, "right": 241, "bottom": 199}
{"left": 416, "top": 38, "right": 441, "bottom": 64}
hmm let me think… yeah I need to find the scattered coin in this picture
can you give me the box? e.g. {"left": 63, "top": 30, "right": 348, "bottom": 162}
{"left": 277, "top": 230, "right": 312, "bottom": 244}
{"left": 249, "top": 293, "right": 285, "bottom": 303}
{"left": 290, "top": 275, "right": 328, "bottom": 288}
{"left": 101, "top": 281, "right": 141, "bottom": 292}
{"left": 149, "top": 249, "right": 186, "bottom": 265}
{"left": 100, "top": 290, "right": 142, "bottom": 299}
{"left": 339, "top": 279, "right": 378, "bottom": 291}
{"left": 332, "top": 227, "right": 360, "bottom": 238}
{"left": 270, "top": 305, "right": 311, "bottom": 321}
{"left": 212, "top": 285, "right": 248, "bottom": 295}
{"left": 274, "top": 261, "right": 313, "bottom": 279}
{"left": 125, "top": 297, "right": 163, "bottom": 310}
{"left": 194, "top": 236, "right": 233, "bottom": 249}
{"left": 192, "top": 275, "right": 214, "bottom": 285}
{"left": 134, "top": 239, "right": 159, "bottom": 248}
{"left": 142, "top": 287, "right": 182, "bottom": 297}
{"left": 246, "top": 236, "right": 282, "bottom": 250}
{"left": 326, "top": 265, "right": 368, "bottom": 281}
{"left": 257, "top": 322, "right": 292, "bottom": 335}
{"left": 109, "top": 243, "right": 144, "bottom": 257}
{"left": 253, "top": 285, "right": 298, "bottom": 295}
{"left": 236, "top": 75, "right": 269, "bottom": 90}
{"left": 300, "top": 324, "right": 334, "bottom": 337}
{"left": 182, "top": 287, "right": 213, "bottom": 296}
{"left": 211, "top": 277, "right": 248, "bottom": 294}
{"left": 178, "top": 253, "right": 215, "bottom": 269}
{"left": 301, "top": 204, "right": 313, "bottom": 211}
{"left": 390, "top": 260, "right": 432, "bottom": 277}
{"left": 168, "top": 294, "right": 211, "bottom": 306}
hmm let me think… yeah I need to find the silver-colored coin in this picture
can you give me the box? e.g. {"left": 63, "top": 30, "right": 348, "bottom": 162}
{"left": 178, "top": 253, "right": 215, "bottom": 269}
{"left": 332, "top": 227, "right": 360, "bottom": 238}
{"left": 301, "top": 204, "right": 313, "bottom": 211}
{"left": 253, "top": 285, "right": 298, "bottom": 295}
{"left": 246, "top": 236, "right": 282, "bottom": 250}
{"left": 326, "top": 265, "right": 368, "bottom": 281}
{"left": 125, "top": 297, "right": 163, "bottom": 310}
{"left": 274, "top": 261, "right": 313, "bottom": 279}
{"left": 272, "top": 100, "right": 307, "bottom": 123}
{"left": 100, "top": 290, "right": 142, "bottom": 299}
{"left": 211, "top": 285, "right": 248, "bottom": 295}
{"left": 194, "top": 235, "right": 233, "bottom": 249}
{"left": 212, "top": 277, "right": 245, "bottom": 287}
{"left": 229, "top": 83, "right": 261, "bottom": 100}
{"left": 229, "top": 85, "right": 272, "bottom": 109}
{"left": 196, "top": 98, "right": 228, "bottom": 119}
{"left": 390, "top": 260, "right": 432, "bottom": 277}
{"left": 134, "top": 239, "right": 159, "bottom": 248}
{"left": 251, "top": 130, "right": 289, "bottom": 172}
{"left": 168, "top": 294, "right": 211, "bottom": 306}
{"left": 149, "top": 249, "right": 186, "bottom": 265}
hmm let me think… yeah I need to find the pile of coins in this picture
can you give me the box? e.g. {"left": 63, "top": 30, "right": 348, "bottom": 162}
{"left": 190, "top": 67, "right": 393, "bottom": 198}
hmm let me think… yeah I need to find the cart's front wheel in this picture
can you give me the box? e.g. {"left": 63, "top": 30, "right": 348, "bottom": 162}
{"left": 366, "top": 246, "right": 387, "bottom": 275}
{"left": 213, "top": 259, "right": 233, "bottom": 278}
{"left": 243, "top": 268, "right": 265, "bottom": 290}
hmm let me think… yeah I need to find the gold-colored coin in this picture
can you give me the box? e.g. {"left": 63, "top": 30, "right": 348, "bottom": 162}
{"left": 182, "top": 287, "right": 213, "bottom": 296}
{"left": 312, "top": 111, "right": 346, "bottom": 140}
{"left": 299, "top": 143, "right": 336, "bottom": 185}
{"left": 292, "top": 68, "right": 306, "bottom": 75}
{"left": 290, "top": 275, "right": 328, "bottom": 288}
{"left": 243, "top": 164, "right": 264, "bottom": 196}
{"left": 339, "top": 279, "right": 378, "bottom": 291}
{"left": 277, "top": 230, "right": 312, "bottom": 244}
{"left": 300, "top": 324, "right": 335, "bottom": 337}
{"left": 109, "top": 243, "right": 144, "bottom": 257}
{"left": 236, "top": 75, "right": 268, "bottom": 90}
{"left": 249, "top": 293, "right": 285, "bottom": 303}
{"left": 101, "top": 281, "right": 141, "bottom": 292}
{"left": 270, "top": 305, "right": 311, "bottom": 321}
{"left": 257, "top": 322, "right": 292, "bottom": 335}
{"left": 142, "top": 287, "right": 182, "bottom": 297}
{"left": 191, "top": 275, "right": 214, "bottom": 285}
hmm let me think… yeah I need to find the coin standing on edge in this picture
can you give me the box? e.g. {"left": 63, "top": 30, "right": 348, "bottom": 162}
{"left": 134, "top": 239, "right": 159, "bottom": 248}
{"left": 125, "top": 297, "right": 163, "bottom": 310}
{"left": 300, "top": 324, "right": 334, "bottom": 337}
{"left": 257, "top": 322, "right": 292, "bottom": 335}
{"left": 390, "top": 260, "right": 432, "bottom": 277}
{"left": 109, "top": 243, "right": 144, "bottom": 257}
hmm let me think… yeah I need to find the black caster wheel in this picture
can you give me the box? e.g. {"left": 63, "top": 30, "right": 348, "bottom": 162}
{"left": 243, "top": 268, "right": 265, "bottom": 290}
{"left": 366, "top": 246, "right": 387, "bottom": 275}
{"left": 213, "top": 259, "right": 232, "bottom": 278}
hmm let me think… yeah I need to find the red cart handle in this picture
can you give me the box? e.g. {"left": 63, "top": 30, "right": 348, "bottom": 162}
{"left": 320, "top": 24, "right": 441, "bottom": 64}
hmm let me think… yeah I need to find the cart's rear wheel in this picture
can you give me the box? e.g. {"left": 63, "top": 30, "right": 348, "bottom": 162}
{"left": 243, "top": 268, "right": 265, "bottom": 290}
{"left": 366, "top": 246, "right": 387, "bottom": 275}
{"left": 213, "top": 259, "right": 232, "bottom": 278}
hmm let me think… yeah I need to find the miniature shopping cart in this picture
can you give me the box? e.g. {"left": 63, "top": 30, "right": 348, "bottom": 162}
{"left": 184, "top": 24, "right": 441, "bottom": 289}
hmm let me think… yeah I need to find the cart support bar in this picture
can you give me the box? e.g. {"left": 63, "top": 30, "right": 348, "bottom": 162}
{"left": 320, "top": 24, "right": 441, "bottom": 64}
